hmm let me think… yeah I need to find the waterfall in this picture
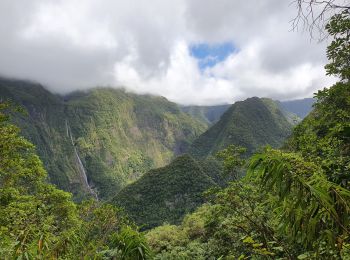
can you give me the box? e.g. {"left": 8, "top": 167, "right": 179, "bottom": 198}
{"left": 66, "top": 120, "right": 98, "bottom": 200}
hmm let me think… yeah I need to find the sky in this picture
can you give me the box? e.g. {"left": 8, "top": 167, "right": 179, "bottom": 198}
{"left": 0, "top": 0, "right": 337, "bottom": 105}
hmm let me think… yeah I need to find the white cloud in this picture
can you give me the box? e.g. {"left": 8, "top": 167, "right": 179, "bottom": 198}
{"left": 21, "top": 1, "right": 117, "bottom": 50}
{"left": 0, "top": 0, "right": 337, "bottom": 104}
{"left": 113, "top": 41, "right": 240, "bottom": 105}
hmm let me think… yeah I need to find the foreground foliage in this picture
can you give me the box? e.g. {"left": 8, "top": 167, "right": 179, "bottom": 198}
{"left": 147, "top": 147, "right": 350, "bottom": 259}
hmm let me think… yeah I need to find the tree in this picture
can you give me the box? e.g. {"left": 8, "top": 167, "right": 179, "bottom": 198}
{"left": 216, "top": 144, "right": 247, "bottom": 180}
{"left": 0, "top": 102, "right": 79, "bottom": 258}
{"left": 286, "top": 10, "right": 350, "bottom": 187}
{"left": 325, "top": 11, "right": 350, "bottom": 81}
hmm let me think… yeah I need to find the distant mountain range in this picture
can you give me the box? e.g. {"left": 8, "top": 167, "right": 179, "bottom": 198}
{"left": 279, "top": 98, "right": 315, "bottom": 119}
{"left": 0, "top": 77, "right": 315, "bottom": 203}
{"left": 181, "top": 97, "right": 314, "bottom": 126}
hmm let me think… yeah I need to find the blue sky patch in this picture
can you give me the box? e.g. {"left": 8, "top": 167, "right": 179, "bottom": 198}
{"left": 190, "top": 42, "right": 235, "bottom": 70}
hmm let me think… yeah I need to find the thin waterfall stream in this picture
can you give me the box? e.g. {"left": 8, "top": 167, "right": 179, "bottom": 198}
{"left": 65, "top": 120, "right": 98, "bottom": 200}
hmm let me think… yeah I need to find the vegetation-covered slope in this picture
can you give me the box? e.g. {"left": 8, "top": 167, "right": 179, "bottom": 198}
{"left": 188, "top": 97, "right": 294, "bottom": 158}
{"left": 64, "top": 88, "right": 206, "bottom": 199}
{"left": 0, "top": 80, "right": 206, "bottom": 200}
{"left": 0, "top": 79, "right": 91, "bottom": 199}
{"left": 113, "top": 155, "right": 218, "bottom": 229}
{"left": 285, "top": 85, "right": 350, "bottom": 187}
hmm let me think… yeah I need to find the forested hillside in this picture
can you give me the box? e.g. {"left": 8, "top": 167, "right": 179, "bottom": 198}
{"left": 0, "top": 81, "right": 206, "bottom": 199}
{"left": 188, "top": 97, "right": 294, "bottom": 158}
{"left": 113, "top": 155, "right": 222, "bottom": 229}
{"left": 114, "top": 97, "right": 297, "bottom": 229}
{"left": 1, "top": 80, "right": 301, "bottom": 201}
{"left": 63, "top": 88, "right": 206, "bottom": 199}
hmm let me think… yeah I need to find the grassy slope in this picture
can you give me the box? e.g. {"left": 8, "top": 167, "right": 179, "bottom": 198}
{"left": 188, "top": 97, "right": 294, "bottom": 158}
{"left": 113, "top": 155, "right": 218, "bottom": 229}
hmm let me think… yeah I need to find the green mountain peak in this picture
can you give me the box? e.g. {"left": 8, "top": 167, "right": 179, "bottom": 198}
{"left": 188, "top": 97, "right": 294, "bottom": 158}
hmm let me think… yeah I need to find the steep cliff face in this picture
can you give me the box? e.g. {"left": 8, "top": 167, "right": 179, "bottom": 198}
{"left": 0, "top": 79, "right": 89, "bottom": 199}
{"left": 64, "top": 88, "right": 206, "bottom": 199}
{"left": 0, "top": 78, "right": 206, "bottom": 200}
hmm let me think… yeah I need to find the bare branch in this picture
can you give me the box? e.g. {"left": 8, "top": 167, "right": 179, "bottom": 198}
{"left": 291, "top": 0, "right": 350, "bottom": 39}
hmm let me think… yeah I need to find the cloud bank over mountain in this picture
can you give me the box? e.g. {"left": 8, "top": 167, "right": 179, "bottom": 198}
{"left": 0, "top": 0, "right": 336, "bottom": 105}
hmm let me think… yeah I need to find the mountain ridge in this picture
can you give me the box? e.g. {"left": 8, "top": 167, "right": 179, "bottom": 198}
{"left": 188, "top": 97, "right": 295, "bottom": 158}
{"left": 0, "top": 77, "right": 308, "bottom": 201}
